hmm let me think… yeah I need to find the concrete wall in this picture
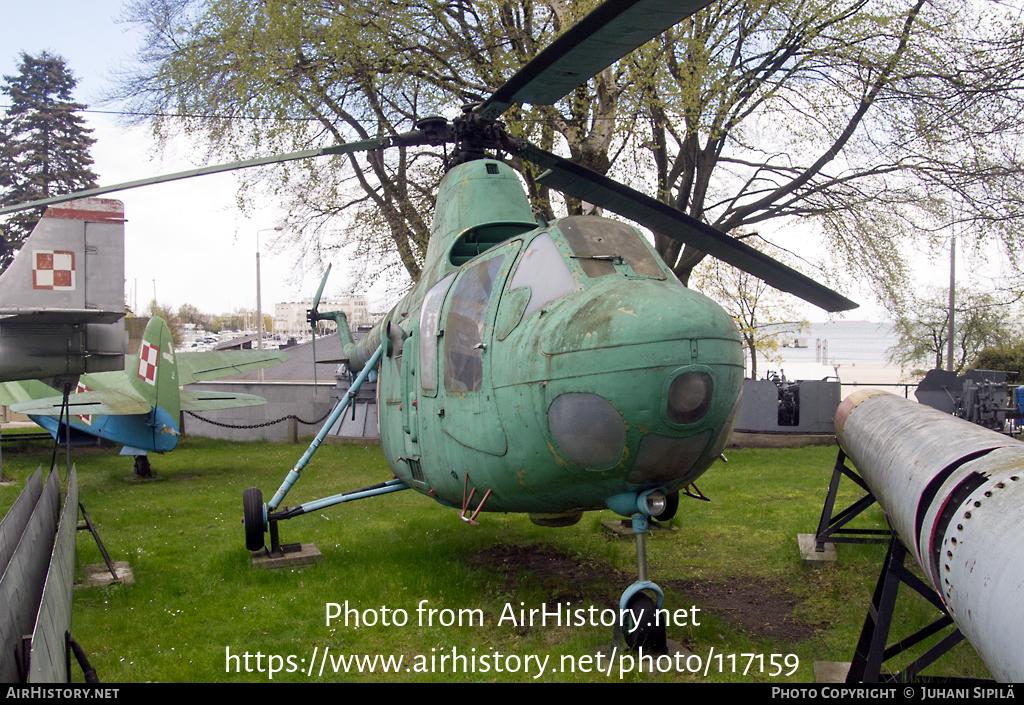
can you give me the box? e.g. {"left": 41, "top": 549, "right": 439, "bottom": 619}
{"left": 182, "top": 381, "right": 339, "bottom": 443}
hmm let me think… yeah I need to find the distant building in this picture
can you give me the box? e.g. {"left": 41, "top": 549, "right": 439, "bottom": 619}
{"left": 274, "top": 297, "right": 374, "bottom": 336}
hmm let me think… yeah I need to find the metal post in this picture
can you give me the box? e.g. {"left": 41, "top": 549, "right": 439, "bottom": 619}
{"left": 947, "top": 228, "right": 955, "bottom": 372}
{"left": 256, "top": 227, "right": 282, "bottom": 383}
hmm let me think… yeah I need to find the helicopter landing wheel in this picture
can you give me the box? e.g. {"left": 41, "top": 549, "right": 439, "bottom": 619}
{"left": 133, "top": 455, "right": 152, "bottom": 478}
{"left": 620, "top": 589, "right": 668, "bottom": 653}
{"left": 243, "top": 487, "right": 267, "bottom": 551}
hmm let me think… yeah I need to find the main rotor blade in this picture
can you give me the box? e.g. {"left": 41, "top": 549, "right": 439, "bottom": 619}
{"left": 477, "top": 0, "right": 713, "bottom": 121}
{"left": 0, "top": 136, "right": 397, "bottom": 216}
{"left": 523, "top": 145, "right": 858, "bottom": 312}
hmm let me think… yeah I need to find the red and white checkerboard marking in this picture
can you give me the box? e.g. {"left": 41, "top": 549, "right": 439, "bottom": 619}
{"left": 32, "top": 250, "right": 76, "bottom": 290}
{"left": 137, "top": 341, "right": 159, "bottom": 386}
{"left": 75, "top": 381, "right": 93, "bottom": 425}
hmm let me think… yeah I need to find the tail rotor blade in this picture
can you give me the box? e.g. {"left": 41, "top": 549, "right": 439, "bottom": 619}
{"left": 307, "top": 265, "right": 332, "bottom": 387}
{"left": 311, "top": 265, "right": 332, "bottom": 312}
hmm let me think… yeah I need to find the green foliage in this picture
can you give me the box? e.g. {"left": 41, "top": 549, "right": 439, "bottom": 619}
{"left": 209, "top": 308, "right": 269, "bottom": 335}
{"left": 972, "top": 340, "right": 1024, "bottom": 380}
{"left": 148, "top": 299, "right": 184, "bottom": 349}
{"left": 0, "top": 52, "right": 98, "bottom": 271}
{"left": 112, "top": 0, "right": 1024, "bottom": 302}
{"left": 176, "top": 303, "right": 211, "bottom": 329}
{"left": 886, "top": 286, "right": 1018, "bottom": 375}
{"left": 641, "top": 0, "right": 1024, "bottom": 298}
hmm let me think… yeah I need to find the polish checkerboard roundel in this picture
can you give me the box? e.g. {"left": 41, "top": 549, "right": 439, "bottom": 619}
{"left": 138, "top": 341, "right": 159, "bottom": 385}
{"left": 76, "top": 381, "right": 93, "bottom": 425}
{"left": 32, "top": 250, "right": 76, "bottom": 290}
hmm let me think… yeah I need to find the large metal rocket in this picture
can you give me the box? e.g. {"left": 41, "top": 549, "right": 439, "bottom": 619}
{"left": 835, "top": 389, "right": 1024, "bottom": 682}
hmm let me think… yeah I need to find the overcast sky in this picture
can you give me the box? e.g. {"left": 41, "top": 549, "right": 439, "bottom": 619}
{"left": 3, "top": 1, "right": 1001, "bottom": 324}
{"left": 0, "top": 0, "right": 352, "bottom": 319}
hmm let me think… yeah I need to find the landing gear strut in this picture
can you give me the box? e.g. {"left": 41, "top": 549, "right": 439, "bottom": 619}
{"left": 607, "top": 487, "right": 676, "bottom": 654}
{"left": 133, "top": 455, "right": 152, "bottom": 478}
{"left": 614, "top": 512, "right": 668, "bottom": 653}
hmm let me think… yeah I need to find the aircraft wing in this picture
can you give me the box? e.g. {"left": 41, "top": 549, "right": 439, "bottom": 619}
{"left": 176, "top": 350, "right": 288, "bottom": 385}
{"left": 179, "top": 389, "right": 268, "bottom": 411}
{"left": 10, "top": 388, "right": 151, "bottom": 416}
{"left": 0, "top": 380, "right": 58, "bottom": 407}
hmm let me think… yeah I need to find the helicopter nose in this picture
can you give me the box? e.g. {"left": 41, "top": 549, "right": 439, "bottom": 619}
{"left": 531, "top": 278, "right": 743, "bottom": 490}
{"left": 539, "top": 278, "right": 738, "bottom": 356}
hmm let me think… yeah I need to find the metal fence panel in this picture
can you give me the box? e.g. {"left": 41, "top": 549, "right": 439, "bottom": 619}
{"left": 0, "top": 469, "right": 59, "bottom": 682}
{"left": 0, "top": 468, "right": 43, "bottom": 576}
{"left": 28, "top": 466, "right": 78, "bottom": 683}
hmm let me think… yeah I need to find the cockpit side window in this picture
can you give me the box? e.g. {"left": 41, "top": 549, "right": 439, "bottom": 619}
{"left": 559, "top": 216, "right": 666, "bottom": 280}
{"left": 507, "top": 233, "right": 578, "bottom": 320}
{"left": 444, "top": 254, "right": 506, "bottom": 393}
{"left": 419, "top": 272, "right": 456, "bottom": 393}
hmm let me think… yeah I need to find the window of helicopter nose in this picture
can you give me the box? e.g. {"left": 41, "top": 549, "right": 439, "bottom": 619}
{"left": 508, "top": 233, "right": 578, "bottom": 320}
{"left": 559, "top": 216, "right": 666, "bottom": 280}
{"left": 419, "top": 272, "right": 456, "bottom": 392}
{"left": 548, "top": 393, "right": 626, "bottom": 470}
{"left": 667, "top": 371, "right": 713, "bottom": 425}
{"left": 444, "top": 254, "right": 506, "bottom": 393}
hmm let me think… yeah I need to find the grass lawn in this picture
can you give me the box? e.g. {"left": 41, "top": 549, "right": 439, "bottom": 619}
{"left": 0, "top": 435, "right": 991, "bottom": 683}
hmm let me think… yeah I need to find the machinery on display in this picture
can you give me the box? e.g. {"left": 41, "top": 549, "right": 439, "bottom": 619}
{"left": 834, "top": 390, "right": 1024, "bottom": 682}
{"left": 2, "top": 0, "right": 859, "bottom": 649}
{"left": 733, "top": 371, "right": 841, "bottom": 435}
{"left": 915, "top": 368, "right": 1021, "bottom": 431}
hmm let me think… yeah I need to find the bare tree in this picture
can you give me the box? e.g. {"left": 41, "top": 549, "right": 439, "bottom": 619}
{"left": 111, "top": 0, "right": 1024, "bottom": 304}
{"left": 886, "top": 286, "right": 1019, "bottom": 375}
{"left": 690, "top": 235, "right": 809, "bottom": 378}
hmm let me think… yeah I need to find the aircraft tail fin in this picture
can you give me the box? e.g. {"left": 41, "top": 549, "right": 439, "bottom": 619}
{"left": 130, "top": 316, "right": 180, "bottom": 423}
{"left": 0, "top": 198, "right": 126, "bottom": 378}
{"left": 0, "top": 198, "right": 125, "bottom": 319}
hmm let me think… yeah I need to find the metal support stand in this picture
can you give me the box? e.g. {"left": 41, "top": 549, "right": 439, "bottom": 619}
{"left": 77, "top": 502, "right": 119, "bottom": 581}
{"left": 846, "top": 534, "right": 987, "bottom": 683}
{"left": 814, "top": 449, "right": 890, "bottom": 551}
{"left": 49, "top": 385, "right": 73, "bottom": 478}
{"left": 265, "top": 519, "right": 302, "bottom": 558}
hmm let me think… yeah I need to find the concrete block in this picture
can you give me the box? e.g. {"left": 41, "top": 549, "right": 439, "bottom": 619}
{"left": 814, "top": 661, "right": 852, "bottom": 683}
{"left": 79, "top": 561, "right": 133, "bottom": 588}
{"left": 798, "top": 533, "right": 837, "bottom": 565}
{"left": 251, "top": 543, "right": 322, "bottom": 570}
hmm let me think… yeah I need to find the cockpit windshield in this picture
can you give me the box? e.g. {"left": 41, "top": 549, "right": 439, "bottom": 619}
{"left": 559, "top": 216, "right": 666, "bottom": 280}
{"left": 507, "top": 233, "right": 578, "bottom": 320}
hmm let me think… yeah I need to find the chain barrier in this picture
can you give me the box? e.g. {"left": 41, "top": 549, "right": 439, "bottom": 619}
{"left": 185, "top": 407, "right": 334, "bottom": 429}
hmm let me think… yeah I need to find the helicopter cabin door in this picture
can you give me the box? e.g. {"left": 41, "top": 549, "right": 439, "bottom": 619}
{"left": 437, "top": 241, "right": 519, "bottom": 456}
{"left": 400, "top": 324, "right": 421, "bottom": 461}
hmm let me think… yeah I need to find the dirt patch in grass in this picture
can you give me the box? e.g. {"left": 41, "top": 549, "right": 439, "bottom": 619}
{"left": 666, "top": 576, "right": 817, "bottom": 641}
{"left": 472, "top": 543, "right": 815, "bottom": 641}
{"left": 471, "top": 543, "right": 628, "bottom": 605}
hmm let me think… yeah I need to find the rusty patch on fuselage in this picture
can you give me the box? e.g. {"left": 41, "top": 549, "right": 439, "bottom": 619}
{"left": 546, "top": 442, "right": 569, "bottom": 468}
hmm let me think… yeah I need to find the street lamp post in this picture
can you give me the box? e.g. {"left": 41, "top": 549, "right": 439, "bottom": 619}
{"left": 257, "top": 227, "right": 283, "bottom": 382}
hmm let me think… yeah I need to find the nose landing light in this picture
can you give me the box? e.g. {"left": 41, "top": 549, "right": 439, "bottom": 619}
{"left": 639, "top": 488, "right": 667, "bottom": 516}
